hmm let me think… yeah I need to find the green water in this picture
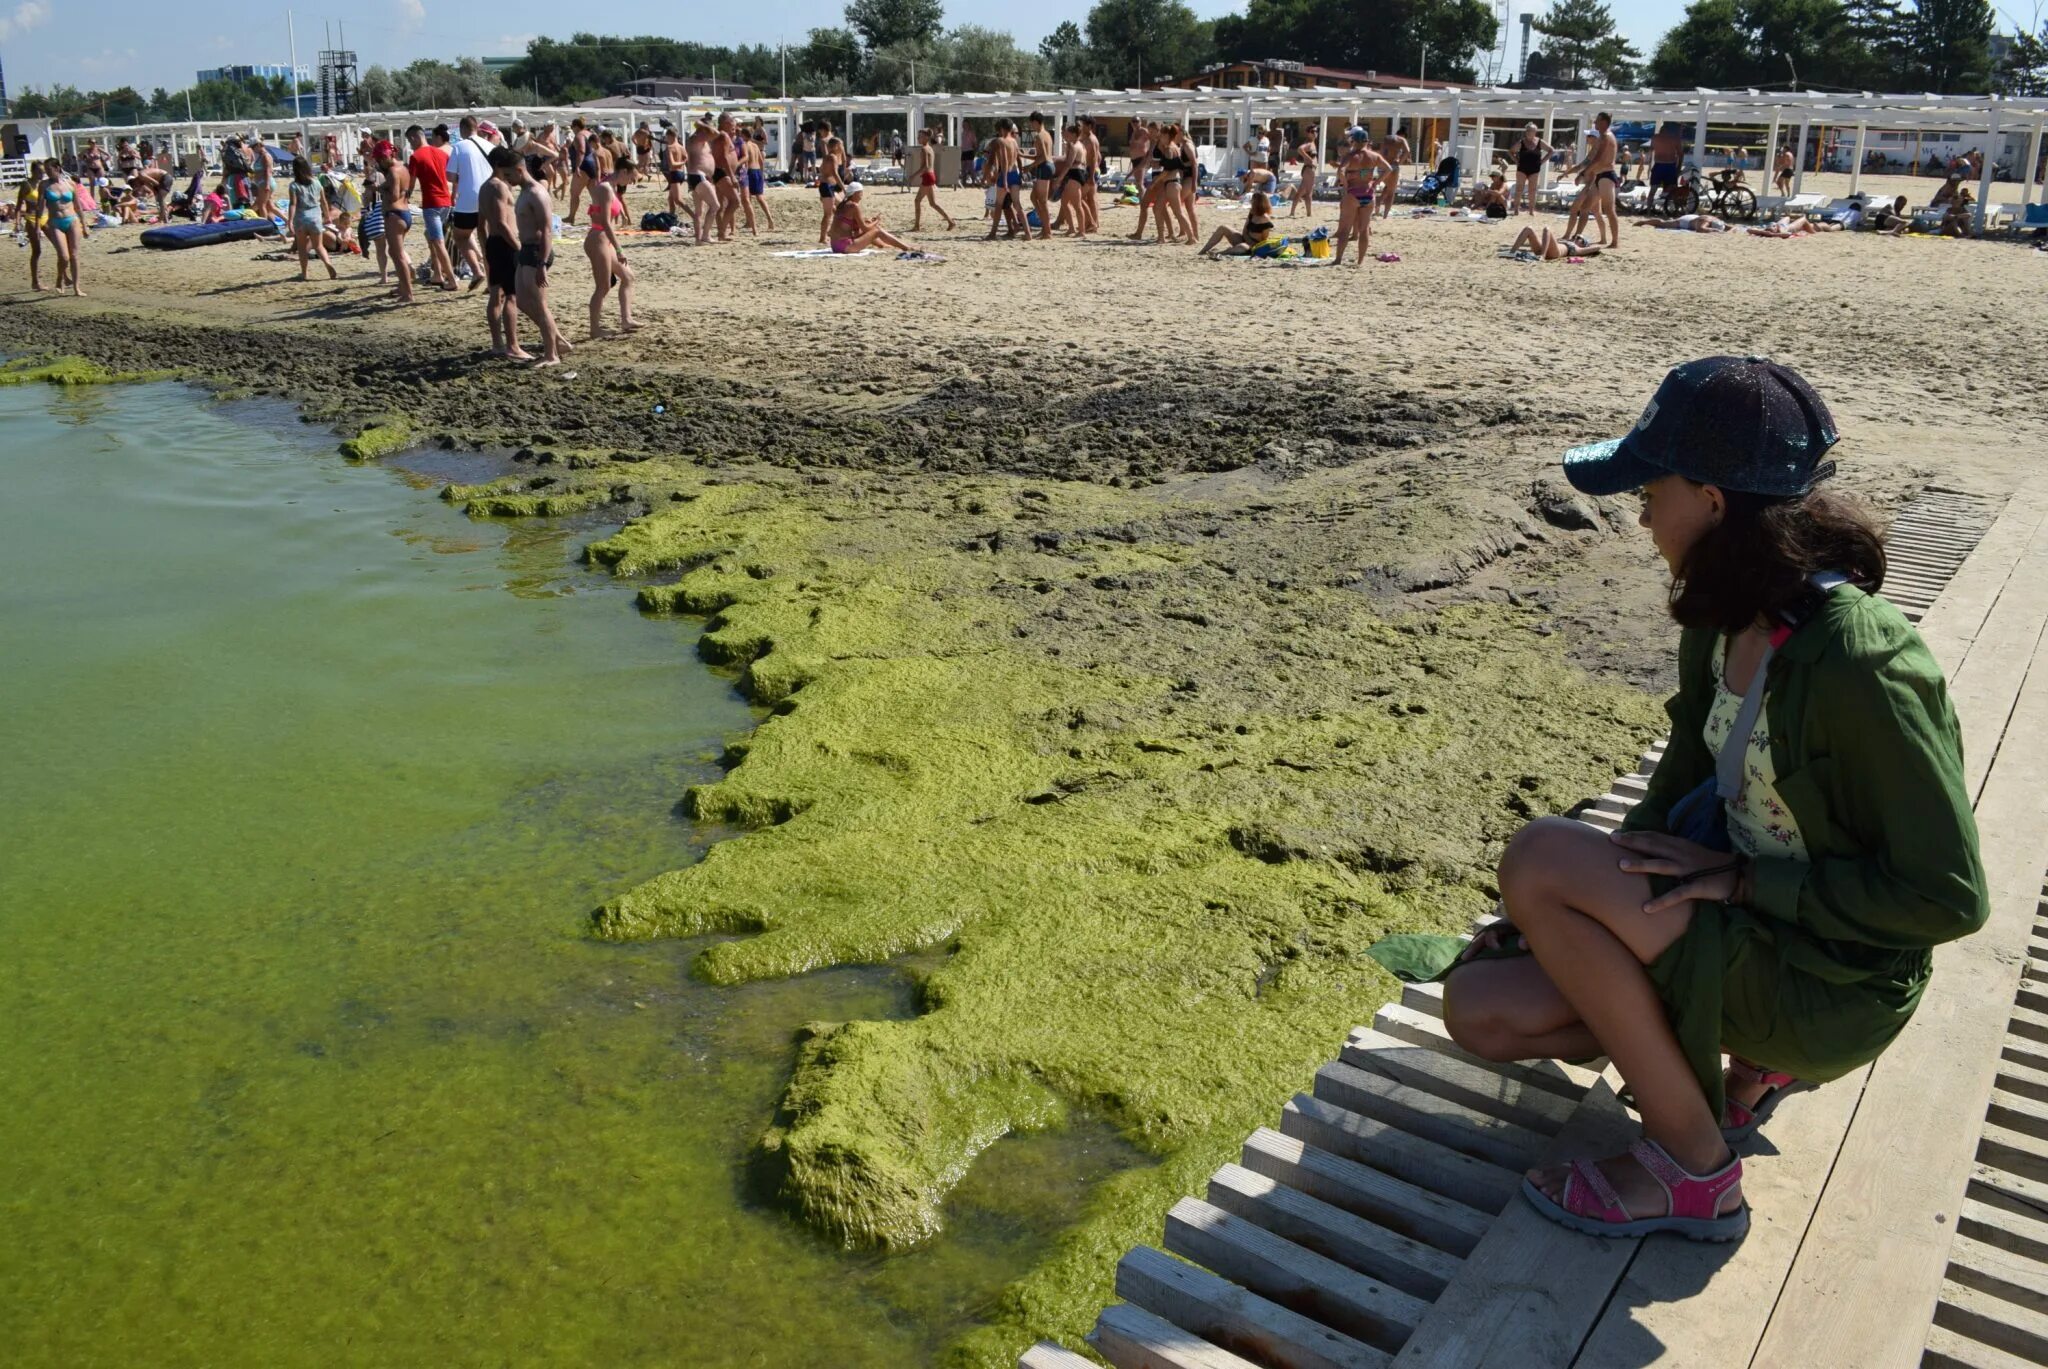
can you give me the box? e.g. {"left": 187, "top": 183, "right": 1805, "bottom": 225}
{"left": 0, "top": 383, "right": 1130, "bottom": 1366}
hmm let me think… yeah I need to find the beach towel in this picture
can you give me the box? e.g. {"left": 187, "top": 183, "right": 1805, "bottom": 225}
{"left": 771, "top": 248, "right": 880, "bottom": 259}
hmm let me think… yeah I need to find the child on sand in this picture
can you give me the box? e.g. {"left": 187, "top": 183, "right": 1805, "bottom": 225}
{"left": 1441, "top": 356, "right": 1986, "bottom": 1242}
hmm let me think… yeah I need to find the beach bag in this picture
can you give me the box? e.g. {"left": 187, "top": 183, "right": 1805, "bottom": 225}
{"left": 640, "top": 211, "right": 676, "bottom": 232}
{"left": 1305, "top": 229, "right": 1332, "bottom": 259}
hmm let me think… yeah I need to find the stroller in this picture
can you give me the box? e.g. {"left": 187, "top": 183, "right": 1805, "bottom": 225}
{"left": 1413, "top": 156, "right": 1461, "bottom": 205}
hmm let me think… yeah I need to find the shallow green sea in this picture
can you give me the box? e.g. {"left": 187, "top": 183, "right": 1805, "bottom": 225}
{"left": 0, "top": 382, "right": 1127, "bottom": 1366}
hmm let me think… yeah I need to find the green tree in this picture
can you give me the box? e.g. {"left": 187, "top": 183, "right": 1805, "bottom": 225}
{"left": 844, "top": 0, "right": 946, "bottom": 51}
{"left": 1085, "top": 0, "right": 1216, "bottom": 84}
{"left": 1647, "top": 0, "right": 1890, "bottom": 87}
{"left": 1039, "top": 19, "right": 1102, "bottom": 85}
{"left": 1995, "top": 22, "right": 2048, "bottom": 95}
{"left": 1838, "top": 0, "right": 1911, "bottom": 86}
{"left": 1529, "top": 0, "right": 1639, "bottom": 85}
{"left": 1909, "top": 0, "right": 1993, "bottom": 89}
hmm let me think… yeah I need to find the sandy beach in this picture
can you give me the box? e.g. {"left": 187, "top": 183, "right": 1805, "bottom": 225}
{"left": 6, "top": 170, "right": 2045, "bottom": 1363}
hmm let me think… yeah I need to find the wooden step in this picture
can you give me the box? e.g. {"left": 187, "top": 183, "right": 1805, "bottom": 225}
{"left": 1207, "top": 1162, "right": 1460, "bottom": 1301}
{"left": 1398, "top": 981, "right": 1445, "bottom": 1019}
{"left": 1924, "top": 1319, "right": 2048, "bottom": 1369}
{"left": 1018, "top": 1342, "right": 1097, "bottom": 1369}
{"left": 1164, "top": 1197, "right": 1429, "bottom": 1352}
{"left": 1933, "top": 1277, "right": 2048, "bottom": 1365}
{"left": 1237, "top": 1128, "right": 1490, "bottom": 1258}
{"left": 1979, "top": 1120, "right": 2048, "bottom": 1185}
{"left": 1279, "top": 1094, "right": 1521, "bottom": 1214}
{"left": 1339, "top": 1029, "right": 1577, "bottom": 1133}
{"left": 1360, "top": 1007, "right": 1596, "bottom": 1100}
{"left": 1311, "top": 1062, "right": 1551, "bottom": 1171}
{"left": 1115, "top": 1245, "right": 1386, "bottom": 1369}
{"left": 1959, "top": 1195, "right": 2048, "bottom": 1269}
{"left": 1986, "top": 1087, "right": 2048, "bottom": 1145}
{"left": 1993, "top": 1057, "right": 2048, "bottom": 1107}
{"left": 1945, "top": 1231, "right": 2048, "bottom": 1320}
{"left": 1091, "top": 1301, "right": 1260, "bottom": 1369}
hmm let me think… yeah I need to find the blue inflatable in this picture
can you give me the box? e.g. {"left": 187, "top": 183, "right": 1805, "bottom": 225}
{"left": 140, "top": 219, "right": 282, "bottom": 250}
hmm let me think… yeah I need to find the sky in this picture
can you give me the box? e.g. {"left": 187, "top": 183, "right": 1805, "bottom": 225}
{"left": 2, "top": 0, "right": 1695, "bottom": 101}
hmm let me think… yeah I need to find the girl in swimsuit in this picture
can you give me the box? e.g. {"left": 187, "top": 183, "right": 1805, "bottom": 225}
{"left": 566, "top": 120, "right": 594, "bottom": 223}
{"left": 1288, "top": 140, "right": 1317, "bottom": 219}
{"left": 15, "top": 174, "right": 46, "bottom": 291}
{"left": 287, "top": 157, "right": 338, "bottom": 281}
{"left": 816, "top": 138, "right": 848, "bottom": 245}
{"left": 374, "top": 141, "right": 416, "bottom": 304}
{"left": 1049, "top": 125, "right": 1086, "bottom": 236}
{"left": 1197, "top": 190, "right": 1276, "bottom": 256}
{"left": 911, "top": 128, "right": 954, "bottom": 232}
{"left": 359, "top": 160, "right": 389, "bottom": 286}
{"left": 1176, "top": 125, "right": 1202, "bottom": 245}
{"left": 1513, "top": 124, "right": 1553, "bottom": 216}
{"left": 828, "top": 184, "right": 914, "bottom": 254}
{"left": 1135, "top": 125, "right": 1190, "bottom": 245}
{"left": 583, "top": 159, "right": 640, "bottom": 339}
{"left": 38, "top": 161, "right": 85, "bottom": 297}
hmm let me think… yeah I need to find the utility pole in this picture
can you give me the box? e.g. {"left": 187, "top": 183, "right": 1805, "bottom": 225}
{"left": 1420, "top": 42, "right": 1430, "bottom": 84}
{"left": 287, "top": 8, "right": 304, "bottom": 137}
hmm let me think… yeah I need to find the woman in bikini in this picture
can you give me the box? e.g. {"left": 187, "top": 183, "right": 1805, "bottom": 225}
{"left": 583, "top": 158, "right": 639, "bottom": 339}
{"left": 828, "top": 183, "right": 915, "bottom": 254}
{"left": 38, "top": 160, "right": 85, "bottom": 297}
{"left": 911, "top": 127, "right": 955, "bottom": 232}
{"left": 1333, "top": 128, "right": 1388, "bottom": 267}
{"left": 1137, "top": 125, "right": 1190, "bottom": 245}
{"left": 816, "top": 137, "right": 848, "bottom": 245}
{"left": 15, "top": 171, "right": 46, "bottom": 291}
{"left": 1196, "top": 190, "right": 1276, "bottom": 256}
{"left": 1049, "top": 124, "right": 1087, "bottom": 237}
{"left": 1507, "top": 224, "right": 1601, "bottom": 259}
{"left": 1441, "top": 357, "right": 1985, "bottom": 1244}
{"left": 1127, "top": 122, "right": 1159, "bottom": 239}
{"left": 1512, "top": 123, "right": 1553, "bottom": 216}
{"left": 1287, "top": 136, "right": 1318, "bottom": 219}
{"left": 374, "top": 141, "right": 416, "bottom": 303}
{"left": 287, "top": 157, "right": 338, "bottom": 281}
{"left": 359, "top": 155, "right": 389, "bottom": 287}
{"left": 1176, "top": 124, "right": 1202, "bottom": 245}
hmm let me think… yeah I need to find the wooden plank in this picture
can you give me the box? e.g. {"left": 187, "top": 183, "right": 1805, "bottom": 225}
{"left": 1019, "top": 1342, "right": 1099, "bottom": 1369}
{"left": 1163, "top": 1197, "right": 1429, "bottom": 1352}
{"left": 1388, "top": 1078, "right": 1642, "bottom": 1368}
{"left": 1967, "top": 1164, "right": 2048, "bottom": 1240}
{"left": 2006, "top": 1004, "right": 2048, "bottom": 1048}
{"left": 1913, "top": 487, "right": 2048, "bottom": 682}
{"left": 1115, "top": 1245, "right": 1386, "bottom": 1369}
{"left": 1091, "top": 1302, "right": 1261, "bottom": 1369}
{"left": 1398, "top": 981, "right": 1444, "bottom": 1019}
{"left": 1279, "top": 1094, "right": 1521, "bottom": 1215}
{"left": 1979, "top": 1121, "right": 2048, "bottom": 1185}
{"left": 1752, "top": 498, "right": 2048, "bottom": 1368}
{"left": 1932, "top": 1279, "right": 2048, "bottom": 1363}
{"left": 1340, "top": 1029, "right": 1577, "bottom": 1132}
{"left": 1945, "top": 1231, "right": 2048, "bottom": 1319}
{"left": 1923, "top": 1322, "right": 2048, "bottom": 1369}
{"left": 1207, "top": 1162, "right": 1460, "bottom": 1301}
{"left": 1932, "top": 494, "right": 2048, "bottom": 799}
{"left": 1993, "top": 1056, "right": 2048, "bottom": 1107}
{"left": 1958, "top": 1195, "right": 2048, "bottom": 1267}
{"left": 1238, "top": 1127, "right": 1491, "bottom": 1258}
{"left": 1361, "top": 1007, "right": 1597, "bottom": 1099}
{"left": 1311, "top": 1062, "right": 1551, "bottom": 1171}
{"left": 1573, "top": 1063, "right": 1871, "bottom": 1369}
{"left": 1987, "top": 1087, "right": 2048, "bottom": 1144}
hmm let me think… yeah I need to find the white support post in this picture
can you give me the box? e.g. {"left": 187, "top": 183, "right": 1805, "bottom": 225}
{"left": 1318, "top": 114, "right": 1328, "bottom": 178}
{"left": 1541, "top": 105, "right": 1555, "bottom": 188}
{"left": 1793, "top": 112, "right": 1812, "bottom": 193}
{"left": 843, "top": 108, "right": 853, "bottom": 158}
{"left": 1066, "top": 90, "right": 1078, "bottom": 130}
{"left": 909, "top": 97, "right": 924, "bottom": 142}
{"left": 2023, "top": 120, "right": 2044, "bottom": 206}
{"left": 1446, "top": 90, "right": 1461, "bottom": 177}
{"left": 1973, "top": 98, "right": 2002, "bottom": 236}
{"left": 1764, "top": 109, "right": 1781, "bottom": 181}
{"left": 1693, "top": 98, "right": 1710, "bottom": 171}
{"left": 1850, "top": 121, "right": 1869, "bottom": 196}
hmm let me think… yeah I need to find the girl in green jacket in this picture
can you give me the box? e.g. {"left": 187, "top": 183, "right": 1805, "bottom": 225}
{"left": 1443, "top": 356, "right": 1988, "bottom": 1242}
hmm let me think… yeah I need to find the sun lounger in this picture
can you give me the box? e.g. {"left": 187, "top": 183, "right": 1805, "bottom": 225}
{"left": 2011, "top": 202, "right": 2048, "bottom": 237}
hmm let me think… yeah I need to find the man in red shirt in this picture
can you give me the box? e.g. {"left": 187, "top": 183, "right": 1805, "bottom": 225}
{"left": 406, "top": 124, "right": 456, "bottom": 291}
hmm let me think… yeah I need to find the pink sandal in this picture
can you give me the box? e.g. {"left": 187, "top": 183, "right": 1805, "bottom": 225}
{"left": 1722, "top": 1058, "right": 1810, "bottom": 1144}
{"left": 1521, "top": 1137, "right": 1749, "bottom": 1242}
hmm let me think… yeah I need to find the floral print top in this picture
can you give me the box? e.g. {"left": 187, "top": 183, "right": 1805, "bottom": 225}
{"left": 1702, "top": 634, "right": 1809, "bottom": 862}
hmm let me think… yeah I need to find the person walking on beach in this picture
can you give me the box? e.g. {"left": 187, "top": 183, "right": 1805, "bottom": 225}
{"left": 16, "top": 171, "right": 47, "bottom": 291}
{"left": 249, "top": 137, "right": 279, "bottom": 223}
{"left": 1288, "top": 132, "right": 1319, "bottom": 219}
{"left": 1026, "top": 112, "right": 1057, "bottom": 241}
{"left": 583, "top": 157, "right": 640, "bottom": 340}
{"left": 688, "top": 118, "right": 721, "bottom": 245}
{"left": 815, "top": 136, "right": 849, "bottom": 244}
{"left": 511, "top": 156, "right": 568, "bottom": 368}
{"left": 661, "top": 124, "right": 687, "bottom": 225}
{"left": 1649, "top": 123, "right": 1683, "bottom": 207}
{"left": 1512, "top": 123, "right": 1552, "bottom": 216}
{"left": 37, "top": 160, "right": 86, "bottom": 296}
{"left": 565, "top": 118, "right": 595, "bottom": 225}
{"left": 712, "top": 115, "right": 742, "bottom": 241}
{"left": 1377, "top": 126, "right": 1410, "bottom": 220}
{"left": 1564, "top": 111, "right": 1621, "bottom": 249}
{"left": 1074, "top": 116, "right": 1103, "bottom": 236}
{"left": 406, "top": 126, "right": 456, "bottom": 291}
{"left": 287, "top": 157, "right": 337, "bottom": 281}
{"left": 478, "top": 147, "right": 530, "bottom": 361}
{"left": 1441, "top": 356, "right": 1986, "bottom": 1244}
{"left": 911, "top": 127, "right": 954, "bottom": 232}
{"left": 1333, "top": 128, "right": 1389, "bottom": 266}
{"left": 735, "top": 128, "right": 774, "bottom": 234}
{"left": 446, "top": 117, "right": 495, "bottom": 293}
{"left": 373, "top": 140, "right": 417, "bottom": 304}
{"left": 1774, "top": 145, "right": 1795, "bottom": 196}
{"left": 985, "top": 120, "right": 1026, "bottom": 241}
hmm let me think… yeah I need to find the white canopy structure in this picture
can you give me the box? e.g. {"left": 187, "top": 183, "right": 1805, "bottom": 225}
{"left": 52, "top": 85, "right": 2048, "bottom": 234}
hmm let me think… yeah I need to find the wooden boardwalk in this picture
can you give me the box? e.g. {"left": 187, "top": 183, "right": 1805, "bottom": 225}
{"left": 1020, "top": 485, "right": 2048, "bottom": 1369}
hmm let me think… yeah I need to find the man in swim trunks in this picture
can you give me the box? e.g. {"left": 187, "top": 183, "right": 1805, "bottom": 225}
{"left": 1649, "top": 123, "right": 1683, "bottom": 207}
{"left": 1075, "top": 116, "right": 1103, "bottom": 236}
{"left": 1377, "top": 125, "right": 1410, "bottom": 220}
{"left": 712, "top": 115, "right": 742, "bottom": 241}
{"left": 478, "top": 147, "right": 531, "bottom": 361}
{"left": 1774, "top": 144, "right": 1795, "bottom": 194}
{"left": 985, "top": 119, "right": 1026, "bottom": 241}
{"left": 511, "top": 153, "right": 568, "bottom": 367}
{"left": 1334, "top": 126, "right": 1391, "bottom": 266}
{"left": 911, "top": 126, "right": 954, "bottom": 231}
{"left": 661, "top": 124, "right": 687, "bottom": 223}
{"left": 1564, "top": 110, "right": 1621, "bottom": 249}
{"left": 446, "top": 117, "right": 494, "bottom": 292}
{"left": 686, "top": 118, "right": 719, "bottom": 244}
{"left": 1025, "top": 111, "right": 1057, "bottom": 241}
{"left": 737, "top": 126, "right": 775, "bottom": 233}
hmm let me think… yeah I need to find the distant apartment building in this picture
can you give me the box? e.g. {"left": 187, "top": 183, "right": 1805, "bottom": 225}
{"left": 197, "top": 64, "right": 313, "bottom": 86}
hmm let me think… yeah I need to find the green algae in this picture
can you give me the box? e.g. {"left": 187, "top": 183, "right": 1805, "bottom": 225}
{"left": 463, "top": 489, "right": 613, "bottom": 518}
{"left": 585, "top": 469, "right": 1667, "bottom": 1311}
{"left": 339, "top": 416, "right": 417, "bottom": 461}
{"left": 0, "top": 355, "right": 179, "bottom": 386}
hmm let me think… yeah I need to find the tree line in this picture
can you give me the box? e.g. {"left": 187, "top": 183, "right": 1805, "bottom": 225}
{"left": 9, "top": 0, "right": 2042, "bottom": 132}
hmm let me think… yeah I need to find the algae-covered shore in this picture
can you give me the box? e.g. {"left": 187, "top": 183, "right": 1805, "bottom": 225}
{"left": 0, "top": 227, "right": 1979, "bottom": 1362}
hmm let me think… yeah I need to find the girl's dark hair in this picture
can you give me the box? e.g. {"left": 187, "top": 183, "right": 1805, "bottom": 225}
{"left": 1671, "top": 486, "right": 1887, "bottom": 632}
{"left": 292, "top": 157, "right": 313, "bottom": 183}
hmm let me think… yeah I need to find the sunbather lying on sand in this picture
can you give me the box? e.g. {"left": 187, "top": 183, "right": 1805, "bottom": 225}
{"left": 1641, "top": 213, "right": 1732, "bottom": 233}
{"left": 1508, "top": 225, "right": 1601, "bottom": 259}
{"left": 1748, "top": 217, "right": 1840, "bottom": 238}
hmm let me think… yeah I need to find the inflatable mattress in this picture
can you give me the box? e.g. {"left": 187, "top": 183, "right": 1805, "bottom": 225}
{"left": 140, "top": 219, "right": 281, "bottom": 250}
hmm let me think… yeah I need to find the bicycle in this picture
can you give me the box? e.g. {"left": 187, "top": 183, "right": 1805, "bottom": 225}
{"left": 1655, "top": 166, "right": 1759, "bottom": 222}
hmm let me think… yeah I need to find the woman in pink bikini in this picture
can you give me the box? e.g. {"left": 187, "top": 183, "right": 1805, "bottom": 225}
{"left": 828, "top": 183, "right": 915, "bottom": 254}
{"left": 583, "top": 158, "right": 639, "bottom": 339}
{"left": 1333, "top": 127, "right": 1389, "bottom": 267}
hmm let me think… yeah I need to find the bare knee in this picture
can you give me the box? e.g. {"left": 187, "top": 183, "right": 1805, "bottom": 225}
{"left": 1443, "top": 972, "right": 1535, "bottom": 1061}
{"left": 1497, "top": 815, "right": 1591, "bottom": 910}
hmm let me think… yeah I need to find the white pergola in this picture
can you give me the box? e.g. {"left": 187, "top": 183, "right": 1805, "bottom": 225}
{"left": 54, "top": 85, "right": 2048, "bottom": 234}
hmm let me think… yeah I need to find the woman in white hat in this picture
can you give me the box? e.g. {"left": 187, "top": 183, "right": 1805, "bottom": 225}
{"left": 827, "top": 183, "right": 915, "bottom": 254}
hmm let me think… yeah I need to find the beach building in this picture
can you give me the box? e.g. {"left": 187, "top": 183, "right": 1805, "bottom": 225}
{"left": 196, "top": 63, "right": 313, "bottom": 87}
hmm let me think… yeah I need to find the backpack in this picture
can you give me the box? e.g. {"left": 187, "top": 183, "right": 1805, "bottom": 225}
{"left": 640, "top": 211, "right": 676, "bottom": 232}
